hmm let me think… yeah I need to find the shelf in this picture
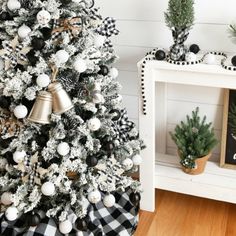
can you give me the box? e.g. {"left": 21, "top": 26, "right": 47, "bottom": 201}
{"left": 155, "top": 153, "right": 236, "bottom": 203}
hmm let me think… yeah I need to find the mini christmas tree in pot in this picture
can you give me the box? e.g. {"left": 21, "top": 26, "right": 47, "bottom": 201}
{"left": 170, "top": 107, "right": 218, "bottom": 175}
{"left": 165, "top": 0, "right": 195, "bottom": 61}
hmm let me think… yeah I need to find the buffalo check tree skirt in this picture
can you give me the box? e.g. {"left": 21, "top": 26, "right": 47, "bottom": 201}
{"left": 0, "top": 190, "right": 139, "bottom": 236}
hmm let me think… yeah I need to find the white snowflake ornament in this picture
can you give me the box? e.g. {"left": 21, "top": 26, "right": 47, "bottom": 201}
{"left": 37, "top": 10, "right": 51, "bottom": 25}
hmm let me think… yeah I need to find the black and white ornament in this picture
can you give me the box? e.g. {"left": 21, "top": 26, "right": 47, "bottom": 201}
{"left": 75, "top": 217, "right": 88, "bottom": 231}
{"left": 28, "top": 213, "right": 41, "bottom": 226}
{"left": 88, "top": 190, "right": 101, "bottom": 204}
{"left": 14, "top": 105, "right": 28, "bottom": 119}
{"left": 189, "top": 44, "right": 200, "bottom": 54}
{"left": 0, "top": 96, "right": 11, "bottom": 109}
{"left": 41, "top": 182, "right": 55, "bottom": 196}
{"left": 57, "top": 142, "right": 70, "bottom": 156}
{"left": 109, "top": 67, "right": 119, "bottom": 78}
{"left": 103, "top": 194, "right": 116, "bottom": 208}
{"left": 204, "top": 53, "right": 216, "bottom": 65}
{"left": 31, "top": 38, "right": 45, "bottom": 50}
{"left": 37, "top": 9, "right": 51, "bottom": 25}
{"left": 185, "top": 52, "right": 197, "bottom": 63}
{"left": 5, "top": 206, "right": 19, "bottom": 221}
{"left": 73, "top": 58, "right": 87, "bottom": 73}
{"left": 129, "top": 192, "right": 141, "bottom": 207}
{"left": 122, "top": 158, "right": 133, "bottom": 171}
{"left": 88, "top": 118, "right": 101, "bottom": 131}
{"left": 132, "top": 154, "right": 142, "bottom": 166}
{"left": 86, "top": 156, "right": 98, "bottom": 167}
{"left": 7, "top": 0, "right": 21, "bottom": 11}
{"left": 55, "top": 50, "right": 70, "bottom": 64}
{"left": 13, "top": 150, "right": 26, "bottom": 164}
{"left": 98, "top": 65, "right": 109, "bottom": 76}
{"left": 59, "top": 220, "right": 73, "bottom": 234}
{"left": 155, "top": 49, "right": 166, "bottom": 61}
{"left": 231, "top": 56, "right": 236, "bottom": 66}
{"left": 36, "top": 74, "right": 51, "bottom": 88}
{"left": 18, "top": 25, "right": 31, "bottom": 39}
{"left": 1, "top": 192, "right": 13, "bottom": 205}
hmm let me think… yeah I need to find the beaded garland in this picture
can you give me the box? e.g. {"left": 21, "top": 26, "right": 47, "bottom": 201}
{"left": 140, "top": 49, "right": 236, "bottom": 115}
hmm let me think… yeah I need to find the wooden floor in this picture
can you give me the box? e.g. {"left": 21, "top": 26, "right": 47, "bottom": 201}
{"left": 135, "top": 190, "right": 236, "bottom": 236}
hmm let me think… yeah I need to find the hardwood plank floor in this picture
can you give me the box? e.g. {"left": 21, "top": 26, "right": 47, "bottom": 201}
{"left": 135, "top": 190, "right": 236, "bottom": 236}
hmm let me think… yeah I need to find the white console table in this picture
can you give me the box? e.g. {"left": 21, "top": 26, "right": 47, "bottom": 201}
{"left": 138, "top": 60, "right": 236, "bottom": 212}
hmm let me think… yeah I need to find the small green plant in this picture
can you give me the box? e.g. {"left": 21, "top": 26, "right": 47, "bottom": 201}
{"left": 170, "top": 107, "right": 218, "bottom": 169}
{"left": 165, "top": 0, "right": 195, "bottom": 29}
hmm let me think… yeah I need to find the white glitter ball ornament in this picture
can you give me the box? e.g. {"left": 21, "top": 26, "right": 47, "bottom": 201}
{"left": 37, "top": 10, "right": 51, "bottom": 25}
{"left": 88, "top": 190, "right": 101, "bottom": 204}
{"left": 59, "top": 220, "right": 73, "bottom": 234}
{"left": 41, "top": 182, "right": 55, "bottom": 196}
{"left": 122, "top": 158, "right": 133, "bottom": 171}
{"left": 13, "top": 150, "right": 26, "bottom": 164}
{"left": 5, "top": 206, "right": 19, "bottom": 221}
{"left": 88, "top": 118, "right": 101, "bottom": 131}
{"left": 18, "top": 25, "right": 31, "bottom": 39}
{"left": 1, "top": 192, "right": 13, "bottom": 206}
{"left": 109, "top": 68, "right": 119, "bottom": 79}
{"left": 204, "top": 53, "right": 216, "bottom": 65}
{"left": 36, "top": 74, "right": 51, "bottom": 88}
{"left": 57, "top": 142, "right": 70, "bottom": 156}
{"left": 7, "top": 0, "right": 21, "bottom": 11}
{"left": 103, "top": 194, "right": 116, "bottom": 208}
{"left": 14, "top": 105, "right": 28, "bottom": 119}
{"left": 185, "top": 52, "right": 197, "bottom": 62}
{"left": 55, "top": 50, "right": 70, "bottom": 64}
{"left": 132, "top": 154, "right": 142, "bottom": 166}
{"left": 73, "top": 58, "right": 87, "bottom": 73}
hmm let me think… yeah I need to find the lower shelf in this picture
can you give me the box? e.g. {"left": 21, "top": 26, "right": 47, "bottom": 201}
{"left": 155, "top": 153, "right": 236, "bottom": 204}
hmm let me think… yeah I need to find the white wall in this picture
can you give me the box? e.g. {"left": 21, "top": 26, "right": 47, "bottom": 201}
{"left": 98, "top": 0, "right": 236, "bottom": 161}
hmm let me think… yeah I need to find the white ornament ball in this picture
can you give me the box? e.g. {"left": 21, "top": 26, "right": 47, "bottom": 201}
{"left": 185, "top": 52, "right": 197, "bottom": 63}
{"left": 5, "top": 206, "right": 19, "bottom": 221}
{"left": 13, "top": 150, "right": 26, "bottom": 164}
{"left": 14, "top": 105, "right": 28, "bottom": 119}
{"left": 59, "top": 220, "right": 73, "bottom": 234}
{"left": 88, "top": 190, "right": 101, "bottom": 204}
{"left": 55, "top": 50, "right": 70, "bottom": 64}
{"left": 103, "top": 194, "right": 116, "bottom": 208}
{"left": 132, "top": 154, "right": 142, "bottom": 166}
{"left": 36, "top": 74, "right": 51, "bottom": 88}
{"left": 1, "top": 192, "right": 13, "bottom": 206}
{"left": 88, "top": 118, "right": 101, "bottom": 131}
{"left": 41, "top": 182, "right": 55, "bottom": 196}
{"left": 122, "top": 158, "right": 133, "bottom": 171}
{"left": 7, "top": 0, "right": 21, "bottom": 11}
{"left": 73, "top": 58, "right": 87, "bottom": 73}
{"left": 94, "top": 35, "right": 106, "bottom": 47}
{"left": 37, "top": 10, "right": 51, "bottom": 25}
{"left": 18, "top": 25, "right": 31, "bottom": 39}
{"left": 205, "top": 53, "right": 216, "bottom": 65}
{"left": 109, "top": 68, "right": 119, "bottom": 79}
{"left": 57, "top": 142, "right": 70, "bottom": 156}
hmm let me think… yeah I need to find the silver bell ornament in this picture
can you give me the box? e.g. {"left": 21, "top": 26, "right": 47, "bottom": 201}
{"left": 28, "top": 91, "right": 53, "bottom": 124}
{"left": 48, "top": 82, "right": 74, "bottom": 114}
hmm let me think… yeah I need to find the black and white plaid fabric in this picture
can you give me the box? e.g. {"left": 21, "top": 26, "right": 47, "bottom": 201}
{"left": 96, "top": 17, "right": 119, "bottom": 48}
{"left": 51, "top": 18, "right": 83, "bottom": 42}
{"left": 169, "top": 27, "right": 189, "bottom": 61}
{"left": 83, "top": 8, "right": 102, "bottom": 21}
{"left": 2, "top": 42, "right": 28, "bottom": 68}
{"left": 0, "top": 189, "right": 139, "bottom": 236}
{"left": 112, "top": 109, "right": 135, "bottom": 144}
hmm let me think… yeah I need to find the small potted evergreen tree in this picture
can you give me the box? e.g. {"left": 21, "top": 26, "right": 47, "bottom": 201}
{"left": 170, "top": 107, "right": 218, "bottom": 175}
{"left": 165, "top": 0, "right": 195, "bottom": 61}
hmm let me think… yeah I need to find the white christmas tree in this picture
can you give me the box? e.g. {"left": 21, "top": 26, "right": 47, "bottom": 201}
{"left": 0, "top": 0, "right": 144, "bottom": 235}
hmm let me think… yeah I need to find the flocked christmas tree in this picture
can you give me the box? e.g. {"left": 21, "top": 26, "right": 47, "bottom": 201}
{"left": 0, "top": 0, "right": 144, "bottom": 235}
{"left": 165, "top": 0, "right": 195, "bottom": 61}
